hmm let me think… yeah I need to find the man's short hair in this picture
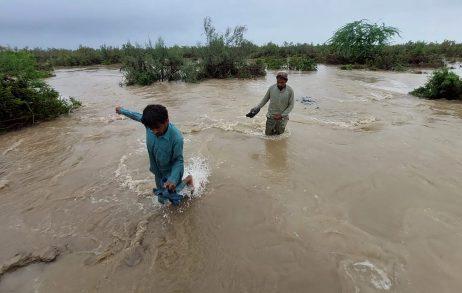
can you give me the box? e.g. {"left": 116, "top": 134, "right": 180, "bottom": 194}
{"left": 141, "top": 104, "right": 168, "bottom": 129}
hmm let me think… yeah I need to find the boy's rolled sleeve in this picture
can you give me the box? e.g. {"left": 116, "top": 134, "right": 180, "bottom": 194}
{"left": 120, "top": 108, "right": 143, "bottom": 122}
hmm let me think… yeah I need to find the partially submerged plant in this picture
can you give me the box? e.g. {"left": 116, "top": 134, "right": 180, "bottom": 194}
{"left": 410, "top": 67, "right": 462, "bottom": 100}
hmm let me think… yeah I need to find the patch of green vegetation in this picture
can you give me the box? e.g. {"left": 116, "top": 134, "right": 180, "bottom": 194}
{"left": 235, "top": 59, "right": 266, "bottom": 78}
{"left": 288, "top": 57, "right": 317, "bottom": 71}
{"left": 10, "top": 19, "right": 462, "bottom": 76}
{"left": 410, "top": 68, "right": 462, "bottom": 100}
{"left": 120, "top": 17, "right": 266, "bottom": 85}
{"left": 0, "top": 50, "right": 80, "bottom": 132}
{"left": 328, "top": 20, "right": 400, "bottom": 65}
{"left": 121, "top": 39, "right": 185, "bottom": 85}
{"left": 200, "top": 17, "right": 265, "bottom": 79}
{"left": 262, "top": 57, "right": 287, "bottom": 70}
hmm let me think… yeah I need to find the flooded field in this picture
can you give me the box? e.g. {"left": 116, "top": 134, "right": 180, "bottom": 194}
{"left": 1, "top": 65, "right": 462, "bottom": 292}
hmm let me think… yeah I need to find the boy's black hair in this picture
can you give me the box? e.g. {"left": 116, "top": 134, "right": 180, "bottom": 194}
{"left": 141, "top": 104, "right": 168, "bottom": 129}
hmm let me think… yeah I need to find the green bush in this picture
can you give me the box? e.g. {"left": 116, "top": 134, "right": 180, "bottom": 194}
{"left": 180, "top": 61, "right": 205, "bottom": 83}
{"left": 288, "top": 57, "right": 317, "bottom": 71}
{"left": 200, "top": 17, "right": 265, "bottom": 79}
{"left": 0, "top": 50, "right": 80, "bottom": 131}
{"left": 328, "top": 20, "right": 400, "bottom": 64}
{"left": 0, "top": 50, "right": 50, "bottom": 79}
{"left": 120, "top": 39, "right": 184, "bottom": 85}
{"left": 235, "top": 60, "right": 266, "bottom": 78}
{"left": 410, "top": 68, "right": 462, "bottom": 100}
{"left": 262, "top": 57, "right": 286, "bottom": 70}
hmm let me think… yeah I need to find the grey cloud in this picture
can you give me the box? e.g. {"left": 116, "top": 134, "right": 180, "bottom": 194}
{"left": 0, "top": 0, "right": 461, "bottom": 48}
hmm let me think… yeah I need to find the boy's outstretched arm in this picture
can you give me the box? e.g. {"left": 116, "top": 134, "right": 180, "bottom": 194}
{"left": 115, "top": 106, "right": 142, "bottom": 122}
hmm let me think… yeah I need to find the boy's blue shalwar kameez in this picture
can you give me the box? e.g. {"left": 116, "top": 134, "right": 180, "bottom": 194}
{"left": 119, "top": 108, "right": 185, "bottom": 204}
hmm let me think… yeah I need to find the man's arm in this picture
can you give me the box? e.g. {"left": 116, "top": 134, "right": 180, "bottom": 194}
{"left": 256, "top": 88, "right": 271, "bottom": 109}
{"left": 116, "top": 106, "right": 142, "bottom": 122}
{"left": 166, "top": 138, "right": 184, "bottom": 188}
{"left": 281, "top": 89, "right": 294, "bottom": 117}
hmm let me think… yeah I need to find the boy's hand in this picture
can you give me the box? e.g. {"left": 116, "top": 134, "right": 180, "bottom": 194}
{"left": 164, "top": 181, "right": 176, "bottom": 191}
{"left": 115, "top": 106, "right": 121, "bottom": 114}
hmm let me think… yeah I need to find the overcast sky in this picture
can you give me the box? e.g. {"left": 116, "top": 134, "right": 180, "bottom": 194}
{"left": 1, "top": 0, "right": 461, "bottom": 49}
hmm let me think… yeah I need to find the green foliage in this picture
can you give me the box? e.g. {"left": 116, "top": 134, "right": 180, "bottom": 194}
{"left": 263, "top": 57, "right": 287, "bottom": 70}
{"left": 120, "top": 18, "right": 265, "bottom": 85}
{"left": 180, "top": 61, "right": 205, "bottom": 83}
{"left": 120, "top": 39, "right": 184, "bottom": 85}
{"left": 9, "top": 20, "right": 462, "bottom": 76}
{"left": 0, "top": 50, "right": 50, "bottom": 79}
{"left": 0, "top": 50, "right": 80, "bottom": 131}
{"left": 328, "top": 20, "right": 400, "bottom": 64}
{"left": 288, "top": 57, "right": 317, "bottom": 71}
{"left": 410, "top": 68, "right": 462, "bottom": 100}
{"left": 200, "top": 17, "right": 265, "bottom": 79}
{"left": 235, "top": 59, "right": 266, "bottom": 78}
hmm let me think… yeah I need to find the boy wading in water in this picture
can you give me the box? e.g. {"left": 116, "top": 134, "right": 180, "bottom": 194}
{"left": 115, "top": 104, "right": 193, "bottom": 204}
{"left": 248, "top": 71, "right": 294, "bottom": 135}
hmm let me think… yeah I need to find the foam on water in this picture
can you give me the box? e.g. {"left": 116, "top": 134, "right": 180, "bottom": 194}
{"left": 114, "top": 154, "right": 152, "bottom": 196}
{"left": 294, "top": 115, "right": 378, "bottom": 130}
{"left": 2, "top": 139, "right": 23, "bottom": 156}
{"left": 114, "top": 153, "right": 210, "bottom": 202}
{"left": 353, "top": 260, "right": 392, "bottom": 290}
{"left": 342, "top": 259, "right": 392, "bottom": 291}
{"left": 181, "top": 114, "right": 291, "bottom": 139}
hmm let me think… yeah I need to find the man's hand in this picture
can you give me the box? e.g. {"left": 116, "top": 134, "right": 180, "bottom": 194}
{"left": 115, "top": 106, "right": 121, "bottom": 114}
{"left": 164, "top": 181, "right": 176, "bottom": 191}
{"left": 273, "top": 113, "right": 283, "bottom": 120}
{"left": 246, "top": 107, "right": 260, "bottom": 118}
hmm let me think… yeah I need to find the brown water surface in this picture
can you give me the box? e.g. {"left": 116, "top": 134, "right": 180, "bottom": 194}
{"left": 1, "top": 66, "right": 462, "bottom": 292}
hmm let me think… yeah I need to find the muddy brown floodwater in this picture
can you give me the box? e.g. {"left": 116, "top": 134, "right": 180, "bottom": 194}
{"left": 1, "top": 65, "right": 462, "bottom": 292}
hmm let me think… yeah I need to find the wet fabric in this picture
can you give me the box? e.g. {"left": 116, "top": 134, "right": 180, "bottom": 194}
{"left": 154, "top": 177, "right": 184, "bottom": 206}
{"left": 265, "top": 117, "right": 288, "bottom": 135}
{"left": 256, "top": 84, "right": 295, "bottom": 118}
{"left": 119, "top": 108, "right": 184, "bottom": 189}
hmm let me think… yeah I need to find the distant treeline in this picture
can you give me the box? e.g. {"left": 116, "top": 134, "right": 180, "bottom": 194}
{"left": 1, "top": 19, "right": 462, "bottom": 86}
{"left": 7, "top": 39, "right": 461, "bottom": 70}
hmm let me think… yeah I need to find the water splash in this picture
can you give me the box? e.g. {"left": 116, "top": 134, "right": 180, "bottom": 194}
{"left": 353, "top": 260, "right": 392, "bottom": 290}
{"left": 114, "top": 155, "right": 152, "bottom": 196}
{"left": 182, "top": 155, "right": 211, "bottom": 197}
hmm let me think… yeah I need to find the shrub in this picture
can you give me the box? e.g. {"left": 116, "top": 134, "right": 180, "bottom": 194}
{"left": 180, "top": 61, "right": 205, "bottom": 83}
{"left": 410, "top": 68, "right": 462, "bottom": 100}
{"left": 0, "top": 50, "right": 80, "bottom": 131}
{"left": 235, "top": 59, "right": 266, "bottom": 78}
{"left": 263, "top": 57, "right": 287, "bottom": 70}
{"left": 120, "top": 39, "right": 184, "bottom": 85}
{"left": 200, "top": 17, "right": 265, "bottom": 79}
{"left": 328, "top": 20, "right": 400, "bottom": 64}
{"left": 288, "top": 57, "right": 317, "bottom": 71}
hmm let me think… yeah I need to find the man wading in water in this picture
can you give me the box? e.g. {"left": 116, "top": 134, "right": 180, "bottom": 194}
{"left": 115, "top": 104, "right": 193, "bottom": 205}
{"left": 247, "top": 71, "right": 294, "bottom": 135}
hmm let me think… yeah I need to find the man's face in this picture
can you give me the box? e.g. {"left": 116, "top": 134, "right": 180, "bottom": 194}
{"left": 277, "top": 77, "right": 287, "bottom": 88}
{"left": 151, "top": 120, "right": 169, "bottom": 136}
